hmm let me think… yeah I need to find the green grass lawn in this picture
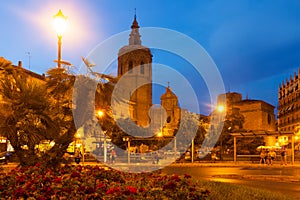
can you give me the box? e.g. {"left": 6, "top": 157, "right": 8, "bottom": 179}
{"left": 197, "top": 180, "right": 298, "bottom": 200}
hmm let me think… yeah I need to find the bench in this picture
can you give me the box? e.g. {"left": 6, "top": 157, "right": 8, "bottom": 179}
{"left": 237, "top": 155, "right": 260, "bottom": 163}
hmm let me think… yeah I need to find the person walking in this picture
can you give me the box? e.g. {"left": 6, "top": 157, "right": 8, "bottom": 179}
{"left": 260, "top": 149, "right": 266, "bottom": 164}
{"left": 280, "top": 146, "right": 287, "bottom": 165}
{"left": 265, "top": 149, "right": 270, "bottom": 165}
{"left": 152, "top": 151, "right": 159, "bottom": 164}
{"left": 269, "top": 149, "right": 276, "bottom": 165}
{"left": 111, "top": 149, "right": 116, "bottom": 163}
{"left": 74, "top": 149, "right": 82, "bottom": 164}
{"left": 211, "top": 152, "right": 217, "bottom": 163}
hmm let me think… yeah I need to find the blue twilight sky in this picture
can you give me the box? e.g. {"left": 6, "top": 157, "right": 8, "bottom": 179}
{"left": 1, "top": 0, "right": 300, "bottom": 115}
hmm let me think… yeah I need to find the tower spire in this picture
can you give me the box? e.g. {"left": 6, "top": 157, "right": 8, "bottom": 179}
{"left": 129, "top": 10, "right": 141, "bottom": 45}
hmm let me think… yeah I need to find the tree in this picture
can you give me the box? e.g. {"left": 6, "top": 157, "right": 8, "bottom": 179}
{"left": 0, "top": 63, "right": 81, "bottom": 168}
{"left": 194, "top": 117, "right": 209, "bottom": 147}
{"left": 44, "top": 68, "right": 77, "bottom": 167}
{"left": 218, "top": 108, "right": 245, "bottom": 158}
{"left": 0, "top": 57, "right": 12, "bottom": 69}
{"left": 0, "top": 65, "right": 58, "bottom": 166}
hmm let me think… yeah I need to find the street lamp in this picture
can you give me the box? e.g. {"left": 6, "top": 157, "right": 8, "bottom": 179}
{"left": 95, "top": 109, "right": 108, "bottom": 163}
{"left": 97, "top": 110, "right": 104, "bottom": 118}
{"left": 156, "top": 130, "right": 163, "bottom": 138}
{"left": 53, "top": 9, "right": 67, "bottom": 68}
{"left": 217, "top": 105, "right": 225, "bottom": 161}
{"left": 217, "top": 105, "right": 225, "bottom": 113}
{"left": 123, "top": 137, "right": 131, "bottom": 164}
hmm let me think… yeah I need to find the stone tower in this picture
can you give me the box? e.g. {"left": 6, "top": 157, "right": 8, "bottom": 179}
{"left": 117, "top": 15, "right": 152, "bottom": 127}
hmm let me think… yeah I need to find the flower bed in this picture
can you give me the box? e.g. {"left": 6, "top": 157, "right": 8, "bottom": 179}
{"left": 0, "top": 164, "right": 210, "bottom": 199}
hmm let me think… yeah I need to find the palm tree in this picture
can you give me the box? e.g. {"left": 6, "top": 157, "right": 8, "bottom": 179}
{"left": 0, "top": 57, "right": 12, "bottom": 69}
{"left": 0, "top": 65, "right": 58, "bottom": 166}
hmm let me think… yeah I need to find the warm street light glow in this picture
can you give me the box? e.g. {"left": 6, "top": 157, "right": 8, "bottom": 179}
{"left": 96, "top": 110, "right": 104, "bottom": 118}
{"left": 157, "top": 130, "right": 163, "bottom": 137}
{"left": 217, "top": 105, "right": 225, "bottom": 113}
{"left": 53, "top": 9, "right": 68, "bottom": 37}
{"left": 75, "top": 132, "right": 81, "bottom": 138}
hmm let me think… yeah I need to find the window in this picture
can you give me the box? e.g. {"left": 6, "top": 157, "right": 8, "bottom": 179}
{"left": 140, "top": 61, "right": 144, "bottom": 74}
{"left": 166, "top": 116, "right": 171, "bottom": 123}
{"left": 267, "top": 114, "right": 271, "bottom": 124}
{"left": 128, "top": 61, "right": 133, "bottom": 73}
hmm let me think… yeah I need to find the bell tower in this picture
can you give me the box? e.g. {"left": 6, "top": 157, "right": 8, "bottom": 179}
{"left": 160, "top": 84, "right": 181, "bottom": 136}
{"left": 117, "top": 15, "right": 152, "bottom": 127}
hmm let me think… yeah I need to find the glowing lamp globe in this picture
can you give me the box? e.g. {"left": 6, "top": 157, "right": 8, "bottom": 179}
{"left": 53, "top": 9, "right": 67, "bottom": 37}
{"left": 217, "top": 105, "right": 225, "bottom": 113}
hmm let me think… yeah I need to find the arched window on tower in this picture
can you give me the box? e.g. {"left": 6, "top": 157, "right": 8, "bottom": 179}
{"left": 120, "top": 64, "right": 123, "bottom": 75}
{"left": 140, "top": 61, "right": 144, "bottom": 74}
{"left": 128, "top": 61, "right": 133, "bottom": 73}
{"left": 166, "top": 116, "right": 171, "bottom": 123}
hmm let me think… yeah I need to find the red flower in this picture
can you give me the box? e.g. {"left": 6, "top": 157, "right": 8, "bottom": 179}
{"left": 171, "top": 174, "right": 181, "bottom": 182}
{"left": 78, "top": 186, "right": 86, "bottom": 191}
{"left": 106, "top": 188, "right": 115, "bottom": 195}
{"left": 70, "top": 171, "right": 81, "bottom": 178}
{"left": 184, "top": 174, "right": 192, "bottom": 179}
{"left": 96, "top": 182, "right": 106, "bottom": 189}
{"left": 163, "top": 181, "right": 177, "bottom": 190}
{"left": 16, "top": 175, "right": 26, "bottom": 184}
{"left": 43, "top": 176, "right": 51, "bottom": 182}
{"left": 86, "top": 187, "right": 95, "bottom": 194}
{"left": 13, "top": 188, "right": 26, "bottom": 198}
{"left": 35, "top": 162, "right": 43, "bottom": 167}
{"left": 25, "top": 181, "right": 33, "bottom": 190}
{"left": 126, "top": 186, "right": 137, "bottom": 194}
{"left": 106, "top": 187, "right": 121, "bottom": 195}
{"left": 53, "top": 177, "right": 62, "bottom": 183}
{"left": 41, "top": 186, "right": 52, "bottom": 193}
{"left": 76, "top": 165, "right": 83, "bottom": 172}
{"left": 37, "top": 196, "right": 47, "bottom": 200}
{"left": 139, "top": 187, "right": 146, "bottom": 192}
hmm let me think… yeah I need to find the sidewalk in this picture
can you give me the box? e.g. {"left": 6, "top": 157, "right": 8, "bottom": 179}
{"left": 2, "top": 160, "right": 300, "bottom": 170}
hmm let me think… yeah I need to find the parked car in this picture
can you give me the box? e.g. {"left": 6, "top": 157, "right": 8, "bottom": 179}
{"left": 0, "top": 151, "right": 14, "bottom": 164}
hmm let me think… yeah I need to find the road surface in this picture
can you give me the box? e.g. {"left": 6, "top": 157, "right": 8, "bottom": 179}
{"left": 162, "top": 165, "right": 300, "bottom": 198}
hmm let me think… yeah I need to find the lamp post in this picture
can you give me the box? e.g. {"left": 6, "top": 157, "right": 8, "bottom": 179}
{"left": 53, "top": 9, "right": 67, "bottom": 68}
{"left": 96, "top": 109, "right": 107, "bottom": 163}
{"left": 123, "top": 137, "right": 130, "bottom": 164}
{"left": 217, "top": 105, "right": 225, "bottom": 161}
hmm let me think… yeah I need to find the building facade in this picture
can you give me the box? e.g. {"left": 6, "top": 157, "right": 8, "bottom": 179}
{"left": 278, "top": 70, "right": 300, "bottom": 132}
{"left": 216, "top": 92, "right": 276, "bottom": 132}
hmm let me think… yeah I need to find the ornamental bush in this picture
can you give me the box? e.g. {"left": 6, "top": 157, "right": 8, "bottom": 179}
{"left": 0, "top": 164, "right": 209, "bottom": 199}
